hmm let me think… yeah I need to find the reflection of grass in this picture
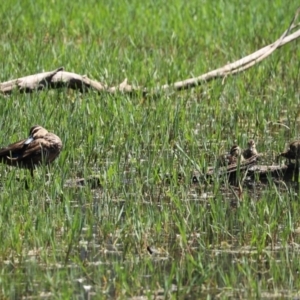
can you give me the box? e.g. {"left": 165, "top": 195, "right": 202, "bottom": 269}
{"left": 1, "top": 0, "right": 300, "bottom": 298}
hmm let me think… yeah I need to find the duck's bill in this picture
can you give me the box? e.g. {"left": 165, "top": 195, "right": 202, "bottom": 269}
{"left": 24, "top": 136, "right": 34, "bottom": 145}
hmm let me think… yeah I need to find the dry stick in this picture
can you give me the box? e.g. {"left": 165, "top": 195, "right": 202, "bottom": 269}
{"left": 224, "top": 13, "right": 300, "bottom": 76}
{"left": 0, "top": 9, "right": 300, "bottom": 95}
{"left": 162, "top": 9, "right": 300, "bottom": 91}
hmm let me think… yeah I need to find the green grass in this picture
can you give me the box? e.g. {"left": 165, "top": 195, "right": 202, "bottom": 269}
{"left": 0, "top": 0, "right": 300, "bottom": 298}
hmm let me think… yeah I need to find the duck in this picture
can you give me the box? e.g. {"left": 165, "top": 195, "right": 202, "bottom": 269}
{"left": 243, "top": 139, "right": 258, "bottom": 159}
{"left": 228, "top": 144, "right": 245, "bottom": 164}
{"left": 217, "top": 144, "right": 245, "bottom": 166}
{"left": 279, "top": 140, "right": 300, "bottom": 165}
{"left": 0, "top": 125, "right": 62, "bottom": 176}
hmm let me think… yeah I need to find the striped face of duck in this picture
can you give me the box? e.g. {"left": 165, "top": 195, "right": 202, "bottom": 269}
{"left": 24, "top": 125, "right": 49, "bottom": 145}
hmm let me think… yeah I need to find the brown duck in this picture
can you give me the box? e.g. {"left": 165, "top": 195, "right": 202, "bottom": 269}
{"left": 0, "top": 125, "right": 62, "bottom": 176}
{"left": 243, "top": 139, "right": 258, "bottom": 159}
{"left": 279, "top": 140, "right": 300, "bottom": 165}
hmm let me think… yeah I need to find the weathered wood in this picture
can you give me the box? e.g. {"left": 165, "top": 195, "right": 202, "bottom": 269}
{"left": 209, "top": 155, "right": 259, "bottom": 176}
{"left": 247, "top": 163, "right": 298, "bottom": 182}
{"left": 0, "top": 68, "right": 139, "bottom": 95}
{"left": 162, "top": 9, "right": 300, "bottom": 91}
{"left": 0, "top": 9, "right": 299, "bottom": 96}
{"left": 1, "top": 67, "right": 63, "bottom": 93}
{"left": 63, "top": 161, "right": 298, "bottom": 188}
{"left": 189, "top": 155, "right": 300, "bottom": 184}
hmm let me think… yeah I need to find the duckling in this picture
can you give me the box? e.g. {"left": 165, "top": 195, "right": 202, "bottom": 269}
{"left": 243, "top": 139, "right": 258, "bottom": 159}
{"left": 279, "top": 140, "right": 300, "bottom": 165}
{"left": 228, "top": 144, "right": 245, "bottom": 164}
{"left": 217, "top": 144, "right": 244, "bottom": 166}
{"left": 0, "top": 125, "right": 62, "bottom": 176}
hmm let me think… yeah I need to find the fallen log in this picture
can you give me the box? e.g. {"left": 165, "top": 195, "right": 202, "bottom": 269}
{"left": 62, "top": 160, "right": 298, "bottom": 188}
{"left": 192, "top": 157, "right": 299, "bottom": 184}
{"left": 1, "top": 9, "right": 300, "bottom": 96}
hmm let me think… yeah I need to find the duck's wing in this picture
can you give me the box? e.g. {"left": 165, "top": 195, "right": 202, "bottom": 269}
{"left": 0, "top": 138, "right": 51, "bottom": 161}
{"left": 7, "top": 138, "right": 51, "bottom": 161}
{"left": 0, "top": 138, "right": 28, "bottom": 160}
{"left": 0, "top": 133, "right": 62, "bottom": 166}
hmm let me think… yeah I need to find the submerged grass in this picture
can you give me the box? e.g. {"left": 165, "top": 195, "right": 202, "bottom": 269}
{"left": 0, "top": 0, "right": 300, "bottom": 298}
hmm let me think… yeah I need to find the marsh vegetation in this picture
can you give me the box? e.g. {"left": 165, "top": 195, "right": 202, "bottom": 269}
{"left": 1, "top": 1, "right": 300, "bottom": 299}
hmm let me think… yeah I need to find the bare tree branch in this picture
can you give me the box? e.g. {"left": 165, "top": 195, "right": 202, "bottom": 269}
{"left": 162, "top": 8, "right": 300, "bottom": 91}
{"left": 1, "top": 8, "right": 300, "bottom": 96}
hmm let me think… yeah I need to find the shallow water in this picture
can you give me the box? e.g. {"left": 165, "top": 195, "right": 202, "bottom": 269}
{"left": 3, "top": 153, "right": 300, "bottom": 299}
